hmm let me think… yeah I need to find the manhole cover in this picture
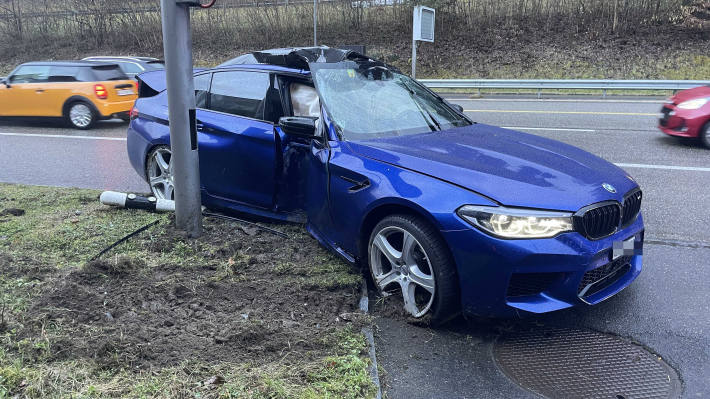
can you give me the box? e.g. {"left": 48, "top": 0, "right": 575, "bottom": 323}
{"left": 493, "top": 327, "right": 680, "bottom": 399}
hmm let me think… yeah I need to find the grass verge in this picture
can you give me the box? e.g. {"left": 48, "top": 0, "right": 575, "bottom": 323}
{"left": 0, "top": 183, "right": 374, "bottom": 398}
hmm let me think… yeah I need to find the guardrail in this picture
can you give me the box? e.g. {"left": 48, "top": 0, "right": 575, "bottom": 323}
{"left": 419, "top": 79, "right": 710, "bottom": 97}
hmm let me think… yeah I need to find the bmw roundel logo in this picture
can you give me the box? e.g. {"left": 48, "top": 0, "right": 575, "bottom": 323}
{"left": 602, "top": 183, "right": 617, "bottom": 193}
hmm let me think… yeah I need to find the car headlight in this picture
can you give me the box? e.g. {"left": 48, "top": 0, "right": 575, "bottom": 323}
{"left": 676, "top": 98, "right": 709, "bottom": 110}
{"left": 457, "top": 205, "right": 574, "bottom": 239}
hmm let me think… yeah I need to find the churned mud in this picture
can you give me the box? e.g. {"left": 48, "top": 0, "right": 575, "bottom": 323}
{"left": 2, "top": 216, "right": 365, "bottom": 370}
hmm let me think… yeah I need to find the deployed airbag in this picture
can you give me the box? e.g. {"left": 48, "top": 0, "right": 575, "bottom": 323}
{"left": 290, "top": 83, "right": 321, "bottom": 118}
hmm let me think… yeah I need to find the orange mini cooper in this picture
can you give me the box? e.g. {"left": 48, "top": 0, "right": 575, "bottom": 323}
{"left": 0, "top": 61, "right": 137, "bottom": 129}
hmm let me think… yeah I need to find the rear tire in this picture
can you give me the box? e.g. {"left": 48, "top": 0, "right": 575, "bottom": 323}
{"left": 700, "top": 122, "right": 710, "bottom": 149}
{"left": 146, "top": 145, "right": 174, "bottom": 200}
{"left": 367, "top": 214, "right": 460, "bottom": 325}
{"left": 65, "top": 101, "right": 97, "bottom": 130}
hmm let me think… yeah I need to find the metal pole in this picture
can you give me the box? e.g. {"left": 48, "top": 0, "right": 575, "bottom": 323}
{"left": 313, "top": 0, "right": 317, "bottom": 46}
{"left": 411, "top": 39, "right": 417, "bottom": 79}
{"left": 161, "top": 0, "right": 202, "bottom": 237}
{"left": 411, "top": 7, "right": 416, "bottom": 79}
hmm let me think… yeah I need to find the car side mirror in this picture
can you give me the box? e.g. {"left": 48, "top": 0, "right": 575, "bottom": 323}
{"left": 1, "top": 78, "right": 9, "bottom": 88}
{"left": 278, "top": 116, "right": 319, "bottom": 140}
{"left": 452, "top": 104, "right": 464, "bottom": 113}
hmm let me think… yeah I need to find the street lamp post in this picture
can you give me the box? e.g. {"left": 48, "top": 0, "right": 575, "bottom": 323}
{"left": 160, "top": 0, "right": 203, "bottom": 237}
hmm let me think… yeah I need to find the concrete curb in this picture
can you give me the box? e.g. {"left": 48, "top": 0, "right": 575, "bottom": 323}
{"left": 360, "top": 282, "right": 383, "bottom": 399}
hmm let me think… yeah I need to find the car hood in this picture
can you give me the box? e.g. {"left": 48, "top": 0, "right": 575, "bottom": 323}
{"left": 671, "top": 85, "right": 710, "bottom": 104}
{"left": 346, "top": 124, "right": 638, "bottom": 211}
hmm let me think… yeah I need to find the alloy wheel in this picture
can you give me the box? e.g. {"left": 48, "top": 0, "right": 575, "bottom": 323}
{"left": 147, "top": 147, "right": 175, "bottom": 200}
{"left": 370, "top": 226, "right": 436, "bottom": 317}
{"left": 69, "top": 103, "right": 93, "bottom": 128}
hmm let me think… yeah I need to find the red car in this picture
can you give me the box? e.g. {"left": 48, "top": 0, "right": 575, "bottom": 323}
{"left": 659, "top": 85, "right": 710, "bottom": 148}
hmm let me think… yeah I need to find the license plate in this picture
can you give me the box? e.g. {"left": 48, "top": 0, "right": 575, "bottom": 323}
{"left": 612, "top": 236, "right": 636, "bottom": 260}
{"left": 118, "top": 89, "right": 134, "bottom": 96}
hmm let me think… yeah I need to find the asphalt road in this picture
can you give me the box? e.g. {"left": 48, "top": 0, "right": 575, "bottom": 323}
{"left": 1, "top": 95, "right": 709, "bottom": 398}
{"left": 0, "top": 119, "right": 148, "bottom": 193}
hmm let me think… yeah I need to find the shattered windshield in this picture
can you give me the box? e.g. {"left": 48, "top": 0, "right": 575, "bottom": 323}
{"left": 310, "top": 61, "right": 471, "bottom": 139}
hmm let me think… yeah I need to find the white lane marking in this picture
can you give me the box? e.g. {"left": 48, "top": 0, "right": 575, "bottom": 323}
{"left": 464, "top": 109, "right": 656, "bottom": 116}
{"left": 446, "top": 98, "right": 664, "bottom": 104}
{"left": 0, "top": 132, "right": 126, "bottom": 141}
{"left": 502, "top": 126, "right": 596, "bottom": 132}
{"left": 615, "top": 163, "right": 710, "bottom": 172}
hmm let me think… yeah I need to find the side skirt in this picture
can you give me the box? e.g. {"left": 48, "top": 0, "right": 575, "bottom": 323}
{"left": 201, "top": 190, "right": 306, "bottom": 223}
{"left": 306, "top": 223, "right": 357, "bottom": 265}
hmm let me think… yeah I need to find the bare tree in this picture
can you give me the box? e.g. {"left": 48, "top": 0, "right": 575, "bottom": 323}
{"left": 0, "top": 0, "right": 23, "bottom": 39}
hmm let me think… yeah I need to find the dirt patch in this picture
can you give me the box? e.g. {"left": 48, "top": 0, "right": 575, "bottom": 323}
{"left": 10, "top": 216, "right": 364, "bottom": 370}
{"left": 0, "top": 253, "right": 55, "bottom": 282}
{"left": 0, "top": 208, "right": 25, "bottom": 217}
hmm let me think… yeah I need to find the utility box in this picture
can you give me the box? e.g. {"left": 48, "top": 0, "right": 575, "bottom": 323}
{"left": 413, "top": 6, "right": 435, "bottom": 43}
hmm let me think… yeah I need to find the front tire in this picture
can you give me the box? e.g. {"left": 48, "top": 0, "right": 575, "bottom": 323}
{"left": 65, "top": 101, "right": 97, "bottom": 130}
{"left": 700, "top": 122, "right": 710, "bottom": 149}
{"left": 367, "top": 214, "right": 460, "bottom": 324}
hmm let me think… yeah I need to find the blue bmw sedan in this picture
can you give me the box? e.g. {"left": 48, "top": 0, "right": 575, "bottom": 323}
{"left": 127, "top": 47, "right": 644, "bottom": 324}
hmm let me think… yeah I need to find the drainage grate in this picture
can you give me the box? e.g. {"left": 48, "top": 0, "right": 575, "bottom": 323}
{"left": 493, "top": 327, "right": 680, "bottom": 399}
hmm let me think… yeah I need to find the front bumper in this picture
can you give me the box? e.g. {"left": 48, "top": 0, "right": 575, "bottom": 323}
{"left": 658, "top": 104, "right": 707, "bottom": 138}
{"left": 442, "top": 214, "right": 644, "bottom": 318}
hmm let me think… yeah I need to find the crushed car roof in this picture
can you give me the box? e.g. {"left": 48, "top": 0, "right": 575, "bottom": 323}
{"left": 217, "top": 46, "right": 399, "bottom": 72}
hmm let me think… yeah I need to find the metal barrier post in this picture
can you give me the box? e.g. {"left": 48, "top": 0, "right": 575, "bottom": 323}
{"left": 161, "top": 0, "right": 203, "bottom": 237}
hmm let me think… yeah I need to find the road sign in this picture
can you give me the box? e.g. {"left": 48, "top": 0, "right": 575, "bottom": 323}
{"left": 412, "top": 5, "right": 435, "bottom": 79}
{"left": 413, "top": 6, "right": 435, "bottom": 42}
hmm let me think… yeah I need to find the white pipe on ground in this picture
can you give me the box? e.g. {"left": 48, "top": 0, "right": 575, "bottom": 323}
{"left": 100, "top": 191, "right": 175, "bottom": 212}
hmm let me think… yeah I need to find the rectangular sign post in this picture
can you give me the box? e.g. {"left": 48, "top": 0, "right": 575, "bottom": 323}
{"left": 412, "top": 5, "right": 435, "bottom": 79}
{"left": 161, "top": 0, "right": 203, "bottom": 237}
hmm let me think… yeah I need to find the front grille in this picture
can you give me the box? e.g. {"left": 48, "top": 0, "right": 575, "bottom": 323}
{"left": 506, "top": 272, "right": 563, "bottom": 297}
{"left": 574, "top": 189, "right": 643, "bottom": 240}
{"left": 578, "top": 256, "right": 631, "bottom": 297}
{"left": 621, "top": 190, "right": 642, "bottom": 227}
{"left": 659, "top": 106, "right": 673, "bottom": 127}
{"left": 576, "top": 203, "right": 621, "bottom": 239}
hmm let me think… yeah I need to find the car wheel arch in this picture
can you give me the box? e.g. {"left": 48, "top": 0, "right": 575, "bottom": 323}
{"left": 357, "top": 199, "right": 446, "bottom": 264}
{"left": 62, "top": 96, "right": 99, "bottom": 117}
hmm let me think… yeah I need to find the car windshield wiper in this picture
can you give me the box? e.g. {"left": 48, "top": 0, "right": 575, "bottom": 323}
{"left": 400, "top": 81, "right": 441, "bottom": 132}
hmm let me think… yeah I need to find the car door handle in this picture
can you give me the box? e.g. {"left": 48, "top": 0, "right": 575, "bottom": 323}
{"left": 35, "top": 89, "right": 44, "bottom": 93}
{"left": 195, "top": 121, "right": 204, "bottom": 130}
